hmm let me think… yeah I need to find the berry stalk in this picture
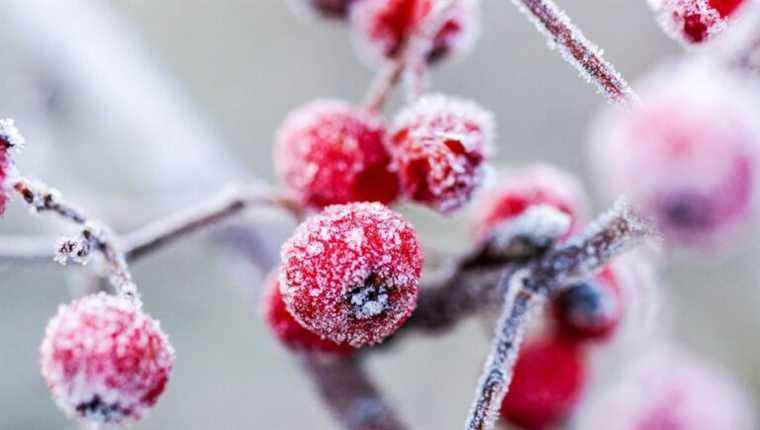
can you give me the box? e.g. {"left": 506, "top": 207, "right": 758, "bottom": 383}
{"left": 301, "top": 355, "right": 410, "bottom": 430}
{"left": 463, "top": 201, "right": 655, "bottom": 430}
{"left": 510, "top": 0, "right": 639, "bottom": 106}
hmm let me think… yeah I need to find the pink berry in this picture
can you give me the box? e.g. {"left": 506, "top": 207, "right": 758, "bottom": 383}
{"left": 589, "top": 64, "right": 759, "bottom": 248}
{"left": 262, "top": 274, "right": 354, "bottom": 355}
{"left": 388, "top": 94, "right": 494, "bottom": 213}
{"left": 279, "top": 202, "right": 423, "bottom": 347}
{"left": 470, "top": 164, "right": 586, "bottom": 242}
{"left": 39, "top": 293, "right": 174, "bottom": 425}
{"left": 290, "top": 0, "right": 360, "bottom": 19}
{"left": 648, "top": 0, "right": 745, "bottom": 44}
{"left": 350, "top": 0, "right": 480, "bottom": 66}
{"left": 500, "top": 336, "right": 586, "bottom": 430}
{"left": 275, "top": 99, "right": 400, "bottom": 209}
{"left": 551, "top": 266, "right": 622, "bottom": 342}
{"left": 577, "top": 346, "right": 755, "bottom": 430}
{"left": 0, "top": 118, "right": 24, "bottom": 217}
{"left": 0, "top": 145, "right": 8, "bottom": 217}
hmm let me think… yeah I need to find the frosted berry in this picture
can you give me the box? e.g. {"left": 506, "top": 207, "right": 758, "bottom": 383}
{"left": 589, "top": 64, "right": 759, "bottom": 248}
{"left": 471, "top": 164, "right": 586, "bottom": 244}
{"left": 388, "top": 94, "right": 494, "bottom": 214}
{"left": 500, "top": 336, "right": 586, "bottom": 430}
{"left": 262, "top": 275, "right": 354, "bottom": 355}
{"left": 577, "top": 346, "right": 755, "bottom": 430}
{"left": 551, "top": 266, "right": 622, "bottom": 342}
{"left": 0, "top": 118, "right": 24, "bottom": 217}
{"left": 648, "top": 0, "right": 745, "bottom": 44}
{"left": 350, "top": 0, "right": 480, "bottom": 66}
{"left": 290, "top": 0, "right": 360, "bottom": 19}
{"left": 280, "top": 202, "right": 423, "bottom": 347}
{"left": 275, "top": 99, "right": 399, "bottom": 209}
{"left": 40, "top": 293, "right": 174, "bottom": 425}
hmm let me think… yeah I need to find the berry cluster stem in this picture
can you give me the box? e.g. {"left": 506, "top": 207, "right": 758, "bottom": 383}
{"left": 302, "top": 355, "right": 410, "bottom": 430}
{"left": 510, "top": 0, "right": 639, "bottom": 106}
{"left": 463, "top": 200, "right": 655, "bottom": 430}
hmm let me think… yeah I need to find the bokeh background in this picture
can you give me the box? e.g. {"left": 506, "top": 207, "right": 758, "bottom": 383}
{"left": 0, "top": 1, "right": 758, "bottom": 428}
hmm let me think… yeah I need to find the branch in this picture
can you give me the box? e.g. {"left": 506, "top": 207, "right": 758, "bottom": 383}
{"left": 463, "top": 200, "right": 656, "bottom": 430}
{"left": 301, "top": 355, "right": 410, "bottom": 430}
{"left": 509, "top": 0, "right": 638, "bottom": 106}
{"left": 0, "top": 184, "right": 300, "bottom": 265}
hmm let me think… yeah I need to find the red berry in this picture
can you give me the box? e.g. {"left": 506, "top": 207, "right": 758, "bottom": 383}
{"left": 275, "top": 99, "right": 400, "bottom": 209}
{"left": 262, "top": 275, "right": 354, "bottom": 355}
{"left": 471, "top": 164, "right": 586, "bottom": 242}
{"left": 280, "top": 202, "right": 423, "bottom": 347}
{"left": 0, "top": 118, "right": 24, "bottom": 217}
{"left": 551, "top": 266, "right": 622, "bottom": 342}
{"left": 350, "top": 0, "right": 480, "bottom": 66}
{"left": 388, "top": 94, "right": 494, "bottom": 213}
{"left": 647, "top": 0, "right": 743, "bottom": 45}
{"left": 0, "top": 146, "right": 8, "bottom": 217}
{"left": 291, "top": 0, "right": 360, "bottom": 19}
{"left": 501, "top": 337, "right": 586, "bottom": 430}
{"left": 40, "top": 293, "right": 174, "bottom": 425}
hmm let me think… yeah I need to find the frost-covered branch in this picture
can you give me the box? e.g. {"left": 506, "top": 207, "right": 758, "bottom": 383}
{"left": 301, "top": 355, "right": 410, "bottom": 430}
{"left": 12, "top": 178, "right": 140, "bottom": 304}
{"left": 463, "top": 201, "right": 655, "bottom": 430}
{"left": 510, "top": 0, "right": 638, "bottom": 106}
{"left": 0, "top": 184, "right": 299, "bottom": 265}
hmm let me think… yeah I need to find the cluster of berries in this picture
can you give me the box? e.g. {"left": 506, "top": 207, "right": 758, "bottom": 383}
{"left": 465, "top": 165, "right": 624, "bottom": 429}
{"left": 648, "top": 0, "right": 746, "bottom": 44}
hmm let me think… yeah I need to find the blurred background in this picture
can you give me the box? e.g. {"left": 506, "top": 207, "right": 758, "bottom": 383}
{"left": 0, "top": 1, "right": 758, "bottom": 428}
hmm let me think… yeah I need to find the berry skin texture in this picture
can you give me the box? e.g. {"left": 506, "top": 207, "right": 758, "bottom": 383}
{"left": 589, "top": 64, "right": 759, "bottom": 249}
{"left": 647, "top": 0, "right": 745, "bottom": 44}
{"left": 470, "top": 164, "right": 586, "bottom": 242}
{"left": 551, "top": 266, "right": 622, "bottom": 342}
{"left": 388, "top": 94, "right": 494, "bottom": 214}
{"left": 279, "top": 202, "right": 423, "bottom": 347}
{"left": 275, "top": 99, "right": 400, "bottom": 209}
{"left": 262, "top": 275, "right": 354, "bottom": 356}
{"left": 350, "top": 0, "right": 480, "bottom": 67}
{"left": 39, "top": 293, "right": 174, "bottom": 425}
{"left": 500, "top": 337, "right": 586, "bottom": 430}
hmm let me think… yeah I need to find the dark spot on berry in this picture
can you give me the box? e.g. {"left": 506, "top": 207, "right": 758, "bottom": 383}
{"left": 555, "top": 281, "right": 607, "bottom": 328}
{"left": 347, "top": 274, "right": 390, "bottom": 320}
{"left": 76, "top": 395, "right": 128, "bottom": 423}
{"left": 659, "top": 190, "right": 714, "bottom": 231}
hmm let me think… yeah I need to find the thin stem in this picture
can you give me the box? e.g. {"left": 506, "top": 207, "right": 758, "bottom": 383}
{"left": 463, "top": 200, "right": 656, "bottom": 430}
{"left": 510, "top": 0, "right": 638, "bottom": 106}
{"left": 301, "top": 355, "right": 410, "bottom": 430}
{"left": 13, "top": 178, "right": 140, "bottom": 304}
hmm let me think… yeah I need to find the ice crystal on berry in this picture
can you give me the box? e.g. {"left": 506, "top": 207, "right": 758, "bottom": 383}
{"left": 500, "top": 336, "right": 586, "bottom": 430}
{"left": 40, "top": 293, "right": 174, "bottom": 425}
{"left": 279, "top": 202, "right": 423, "bottom": 347}
{"left": 263, "top": 275, "right": 354, "bottom": 355}
{"left": 388, "top": 93, "right": 494, "bottom": 213}
{"left": 275, "top": 99, "right": 400, "bottom": 209}
{"left": 647, "top": 0, "right": 745, "bottom": 44}
{"left": 590, "top": 63, "right": 759, "bottom": 248}
{"left": 350, "top": 0, "right": 480, "bottom": 66}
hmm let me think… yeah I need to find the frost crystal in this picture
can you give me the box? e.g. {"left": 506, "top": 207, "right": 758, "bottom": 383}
{"left": 0, "top": 118, "right": 26, "bottom": 150}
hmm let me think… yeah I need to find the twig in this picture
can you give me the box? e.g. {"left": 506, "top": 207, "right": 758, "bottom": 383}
{"left": 13, "top": 178, "right": 140, "bottom": 304}
{"left": 0, "top": 184, "right": 300, "bottom": 265}
{"left": 509, "top": 0, "right": 638, "bottom": 106}
{"left": 463, "top": 200, "right": 656, "bottom": 430}
{"left": 301, "top": 355, "right": 410, "bottom": 430}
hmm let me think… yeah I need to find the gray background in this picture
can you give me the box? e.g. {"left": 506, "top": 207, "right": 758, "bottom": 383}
{"left": 0, "top": 1, "right": 758, "bottom": 429}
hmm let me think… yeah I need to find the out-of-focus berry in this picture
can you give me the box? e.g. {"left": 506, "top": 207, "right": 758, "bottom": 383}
{"left": 388, "top": 93, "right": 494, "bottom": 214}
{"left": 40, "top": 293, "right": 174, "bottom": 425}
{"left": 279, "top": 202, "right": 423, "bottom": 347}
{"left": 500, "top": 336, "right": 587, "bottom": 430}
{"left": 647, "top": 0, "right": 746, "bottom": 44}
{"left": 551, "top": 266, "right": 622, "bottom": 342}
{"left": 262, "top": 275, "right": 354, "bottom": 355}
{"left": 290, "top": 0, "right": 360, "bottom": 19}
{"left": 350, "top": 0, "right": 480, "bottom": 66}
{"left": 275, "top": 99, "right": 400, "bottom": 209}
{"left": 589, "top": 63, "right": 759, "bottom": 248}
{"left": 577, "top": 346, "right": 755, "bottom": 430}
{"left": 0, "top": 118, "right": 24, "bottom": 217}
